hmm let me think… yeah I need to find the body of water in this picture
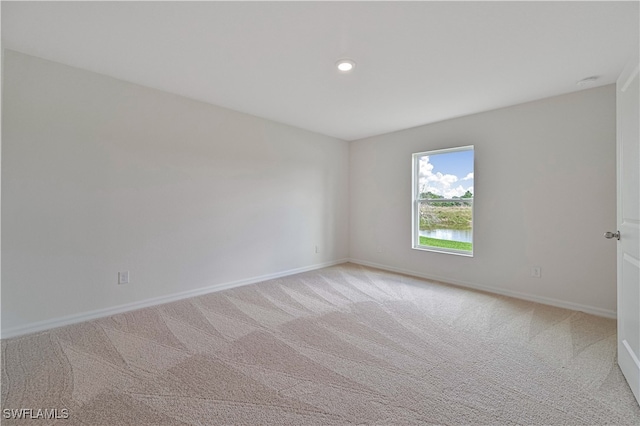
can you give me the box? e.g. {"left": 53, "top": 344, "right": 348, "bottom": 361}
{"left": 419, "top": 229, "right": 472, "bottom": 243}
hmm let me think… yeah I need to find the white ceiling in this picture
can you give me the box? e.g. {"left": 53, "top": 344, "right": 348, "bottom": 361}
{"left": 2, "top": 1, "right": 639, "bottom": 141}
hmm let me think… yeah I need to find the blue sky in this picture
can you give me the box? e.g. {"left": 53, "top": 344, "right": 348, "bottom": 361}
{"left": 418, "top": 149, "right": 474, "bottom": 198}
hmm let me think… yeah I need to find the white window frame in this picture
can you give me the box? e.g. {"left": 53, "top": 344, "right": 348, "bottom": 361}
{"left": 411, "top": 145, "right": 474, "bottom": 257}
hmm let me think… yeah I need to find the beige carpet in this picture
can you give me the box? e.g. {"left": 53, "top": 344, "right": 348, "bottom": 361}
{"left": 2, "top": 263, "right": 639, "bottom": 425}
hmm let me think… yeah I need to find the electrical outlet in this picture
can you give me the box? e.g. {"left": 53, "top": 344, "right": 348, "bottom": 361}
{"left": 315, "top": 245, "right": 320, "bottom": 254}
{"left": 118, "top": 271, "right": 130, "bottom": 285}
{"left": 531, "top": 266, "right": 541, "bottom": 278}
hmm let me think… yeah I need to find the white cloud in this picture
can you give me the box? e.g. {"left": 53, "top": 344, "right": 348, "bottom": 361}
{"left": 443, "top": 185, "right": 473, "bottom": 198}
{"left": 427, "top": 172, "right": 458, "bottom": 187}
{"left": 418, "top": 156, "right": 463, "bottom": 197}
{"left": 418, "top": 156, "right": 434, "bottom": 177}
{"left": 462, "top": 172, "right": 474, "bottom": 181}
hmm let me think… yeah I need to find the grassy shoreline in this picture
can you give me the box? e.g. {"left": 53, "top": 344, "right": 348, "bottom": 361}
{"left": 419, "top": 236, "right": 472, "bottom": 251}
{"left": 420, "top": 205, "right": 472, "bottom": 230}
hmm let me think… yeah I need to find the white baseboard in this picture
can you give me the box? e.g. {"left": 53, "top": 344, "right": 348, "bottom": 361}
{"left": 1, "top": 258, "right": 350, "bottom": 339}
{"left": 3, "top": 257, "right": 614, "bottom": 339}
{"left": 348, "top": 258, "right": 617, "bottom": 319}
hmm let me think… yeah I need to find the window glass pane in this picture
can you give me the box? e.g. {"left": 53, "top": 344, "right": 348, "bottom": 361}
{"left": 418, "top": 200, "right": 473, "bottom": 252}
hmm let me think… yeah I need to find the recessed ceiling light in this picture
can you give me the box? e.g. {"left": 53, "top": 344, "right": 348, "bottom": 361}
{"left": 336, "top": 59, "right": 356, "bottom": 72}
{"left": 577, "top": 76, "right": 599, "bottom": 87}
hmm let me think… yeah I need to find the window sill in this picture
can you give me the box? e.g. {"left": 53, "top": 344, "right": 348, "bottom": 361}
{"left": 412, "top": 245, "right": 474, "bottom": 257}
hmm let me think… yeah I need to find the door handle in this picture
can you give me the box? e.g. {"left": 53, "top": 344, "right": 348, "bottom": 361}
{"left": 604, "top": 231, "right": 620, "bottom": 240}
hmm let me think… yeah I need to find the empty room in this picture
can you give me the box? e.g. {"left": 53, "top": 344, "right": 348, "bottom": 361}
{"left": 1, "top": 1, "right": 639, "bottom": 424}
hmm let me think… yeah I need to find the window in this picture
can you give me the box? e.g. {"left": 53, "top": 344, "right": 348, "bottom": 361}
{"left": 412, "top": 146, "right": 474, "bottom": 256}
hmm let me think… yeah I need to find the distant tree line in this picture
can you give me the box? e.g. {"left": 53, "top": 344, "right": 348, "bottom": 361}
{"left": 419, "top": 190, "right": 473, "bottom": 206}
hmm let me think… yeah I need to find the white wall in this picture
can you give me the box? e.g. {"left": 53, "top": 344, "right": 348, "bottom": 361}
{"left": 1, "top": 48, "right": 619, "bottom": 337}
{"left": 1, "top": 50, "right": 349, "bottom": 335}
{"left": 349, "top": 85, "right": 618, "bottom": 316}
